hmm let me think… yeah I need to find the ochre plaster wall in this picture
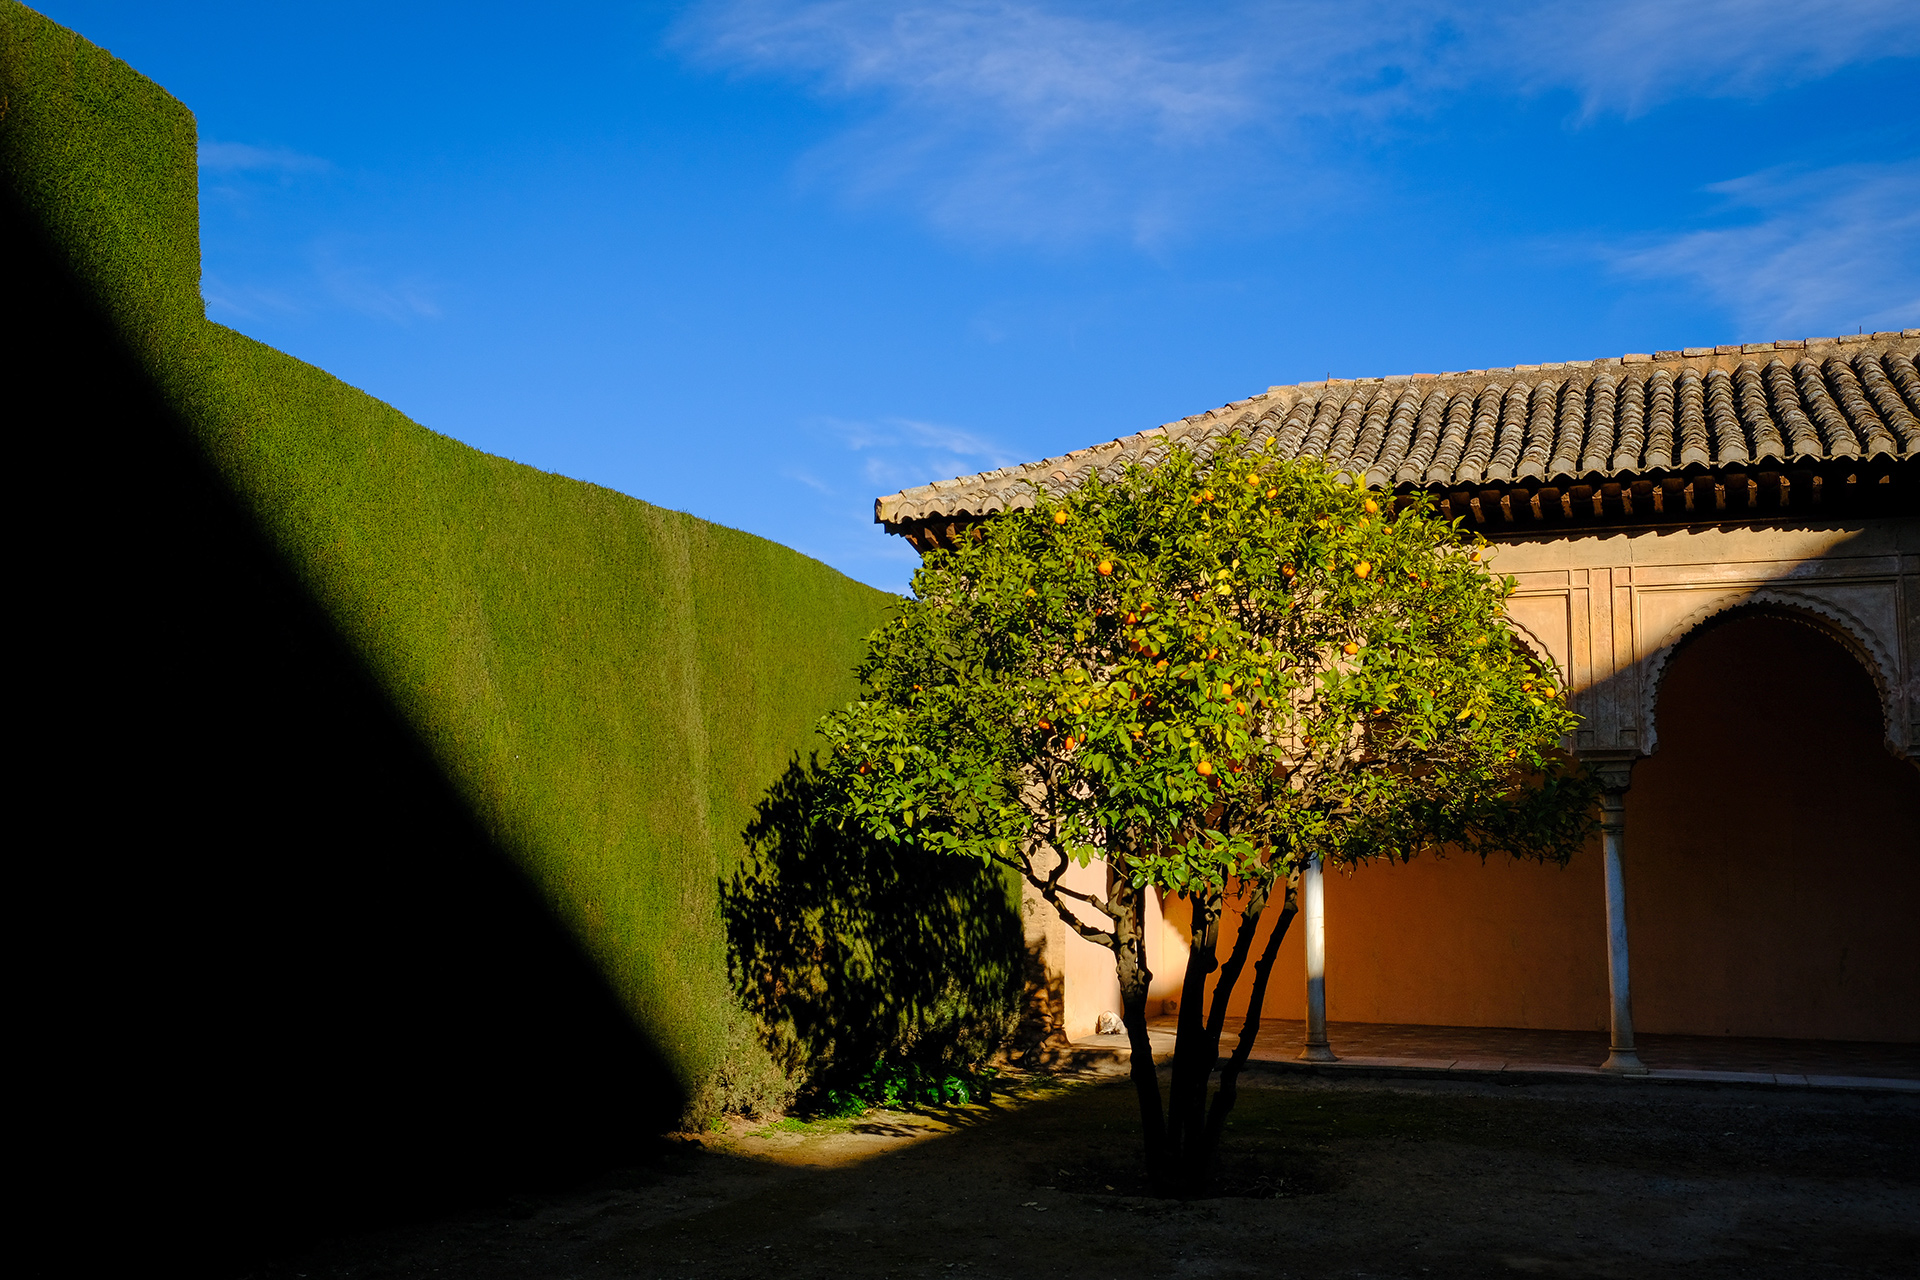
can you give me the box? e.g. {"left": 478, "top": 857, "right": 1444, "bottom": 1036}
{"left": 1199, "top": 612, "right": 1919, "bottom": 1042}
{"left": 1204, "top": 849, "right": 1610, "bottom": 1030}
{"left": 1040, "top": 872, "right": 1204, "bottom": 1039}
{"left": 1059, "top": 857, "right": 1123, "bottom": 1040}
{"left": 1626, "top": 614, "right": 1920, "bottom": 1041}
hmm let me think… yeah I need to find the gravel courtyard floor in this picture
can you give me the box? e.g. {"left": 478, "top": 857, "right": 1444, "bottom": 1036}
{"left": 246, "top": 1070, "right": 1919, "bottom": 1280}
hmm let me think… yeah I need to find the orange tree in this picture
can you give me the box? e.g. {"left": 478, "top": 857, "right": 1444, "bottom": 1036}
{"left": 819, "top": 437, "right": 1597, "bottom": 1194}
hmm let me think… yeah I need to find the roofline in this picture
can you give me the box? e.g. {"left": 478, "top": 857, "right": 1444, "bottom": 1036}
{"left": 875, "top": 330, "right": 1920, "bottom": 531}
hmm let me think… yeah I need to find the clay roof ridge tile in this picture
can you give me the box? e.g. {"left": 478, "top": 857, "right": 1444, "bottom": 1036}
{"left": 873, "top": 332, "right": 1920, "bottom": 520}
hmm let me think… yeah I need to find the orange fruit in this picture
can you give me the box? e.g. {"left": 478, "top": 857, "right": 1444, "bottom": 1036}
{"left": 1363, "top": 498, "right": 1379, "bottom": 513}
{"left": 1343, "top": 642, "right": 1360, "bottom": 655}
{"left": 1097, "top": 560, "right": 1113, "bottom": 575}
{"left": 1355, "top": 561, "right": 1372, "bottom": 578}
{"left": 1196, "top": 761, "right": 1214, "bottom": 777}
{"left": 1054, "top": 510, "right": 1069, "bottom": 525}
{"left": 1281, "top": 564, "right": 1296, "bottom": 577}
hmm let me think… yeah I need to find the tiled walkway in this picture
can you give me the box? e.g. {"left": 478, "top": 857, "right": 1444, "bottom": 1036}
{"left": 1063, "top": 1017, "right": 1920, "bottom": 1091}
{"left": 1209, "top": 1017, "right": 1920, "bottom": 1079}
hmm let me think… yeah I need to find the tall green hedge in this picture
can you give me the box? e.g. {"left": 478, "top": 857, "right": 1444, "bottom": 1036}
{"left": 1, "top": 0, "right": 894, "bottom": 1112}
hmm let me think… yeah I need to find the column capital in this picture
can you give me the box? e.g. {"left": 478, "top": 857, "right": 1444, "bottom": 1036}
{"left": 1583, "top": 751, "right": 1638, "bottom": 795}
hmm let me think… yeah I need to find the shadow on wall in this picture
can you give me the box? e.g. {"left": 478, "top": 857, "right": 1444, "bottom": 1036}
{"left": 724, "top": 759, "right": 1025, "bottom": 1097}
{"left": 1627, "top": 608, "right": 1920, "bottom": 1040}
{"left": 1191, "top": 526, "right": 1919, "bottom": 1040}
{"left": 12, "top": 188, "right": 684, "bottom": 1273}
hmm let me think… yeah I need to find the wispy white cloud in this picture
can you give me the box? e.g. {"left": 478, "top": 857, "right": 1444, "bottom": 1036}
{"left": 200, "top": 274, "right": 306, "bottom": 323}
{"left": 814, "top": 413, "right": 1021, "bottom": 493}
{"left": 1606, "top": 161, "right": 1920, "bottom": 338}
{"left": 766, "top": 415, "right": 1015, "bottom": 591}
{"left": 675, "top": 1, "right": 1394, "bottom": 244}
{"left": 784, "top": 467, "right": 833, "bottom": 492}
{"left": 675, "top": 1, "right": 1920, "bottom": 243}
{"left": 201, "top": 249, "right": 444, "bottom": 326}
{"left": 1492, "top": 0, "right": 1920, "bottom": 117}
{"left": 198, "top": 140, "right": 331, "bottom": 174}
{"left": 316, "top": 259, "right": 444, "bottom": 323}
{"left": 198, "top": 142, "right": 442, "bottom": 325}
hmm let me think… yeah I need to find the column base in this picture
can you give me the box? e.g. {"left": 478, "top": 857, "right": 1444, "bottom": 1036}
{"left": 1601, "top": 1048, "right": 1648, "bottom": 1074}
{"left": 1298, "top": 1044, "right": 1339, "bottom": 1063}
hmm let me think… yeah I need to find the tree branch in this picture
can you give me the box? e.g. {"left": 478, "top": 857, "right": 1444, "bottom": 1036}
{"left": 1204, "top": 878, "right": 1297, "bottom": 1151}
{"left": 1049, "top": 881, "right": 1115, "bottom": 914}
{"left": 1033, "top": 879, "right": 1117, "bottom": 948}
{"left": 1202, "top": 877, "right": 1271, "bottom": 1048}
{"left": 1017, "top": 844, "right": 1118, "bottom": 949}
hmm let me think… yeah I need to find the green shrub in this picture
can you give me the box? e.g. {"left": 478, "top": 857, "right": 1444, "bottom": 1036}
{"left": 812, "top": 1058, "right": 1002, "bottom": 1117}
{"left": 725, "top": 760, "right": 1024, "bottom": 1109}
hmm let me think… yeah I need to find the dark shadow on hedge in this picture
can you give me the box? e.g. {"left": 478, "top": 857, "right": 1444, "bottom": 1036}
{"left": 10, "top": 184, "right": 685, "bottom": 1276}
{"left": 726, "top": 759, "right": 1025, "bottom": 1101}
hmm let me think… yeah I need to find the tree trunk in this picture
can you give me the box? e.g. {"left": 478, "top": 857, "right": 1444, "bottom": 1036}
{"left": 1107, "top": 861, "right": 1167, "bottom": 1187}
{"left": 1160, "top": 875, "right": 1292, "bottom": 1192}
{"left": 1204, "top": 880, "right": 1297, "bottom": 1155}
{"left": 1166, "top": 885, "right": 1222, "bottom": 1188}
{"left": 1090, "top": 866, "right": 1295, "bottom": 1196}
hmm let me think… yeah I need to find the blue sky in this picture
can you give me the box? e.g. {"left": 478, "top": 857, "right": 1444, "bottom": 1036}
{"left": 39, "top": 1, "right": 1920, "bottom": 592}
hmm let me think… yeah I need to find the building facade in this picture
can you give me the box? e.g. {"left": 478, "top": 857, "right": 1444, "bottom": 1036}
{"left": 876, "top": 332, "right": 1920, "bottom": 1055}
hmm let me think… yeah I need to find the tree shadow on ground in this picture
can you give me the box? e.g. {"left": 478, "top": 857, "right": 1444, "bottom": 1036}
{"left": 725, "top": 758, "right": 1025, "bottom": 1097}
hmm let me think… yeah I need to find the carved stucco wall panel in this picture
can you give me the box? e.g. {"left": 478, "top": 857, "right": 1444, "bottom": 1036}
{"left": 1635, "top": 584, "right": 1903, "bottom": 755}
{"left": 1488, "top": 519, "right": 1919, "bottom": 763}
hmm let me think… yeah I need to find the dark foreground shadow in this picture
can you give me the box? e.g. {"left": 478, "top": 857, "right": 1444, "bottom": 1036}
{"left": 9, "top": 189, "right": 683, "bottom": 1274}
{"left": 725, "top": 761, "right": 1025, "bottom": 1093}
{"left": 243, "top": 1072, "right": 1920, "bottom": 1280}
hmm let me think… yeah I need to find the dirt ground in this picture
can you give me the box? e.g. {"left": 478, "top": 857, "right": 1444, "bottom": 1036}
{"left": 246, "top": 1068, "right": 1919, "bottom": 1280}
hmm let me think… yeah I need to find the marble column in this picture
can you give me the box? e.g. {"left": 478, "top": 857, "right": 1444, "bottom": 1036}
{"left": 1299, "top": 856, "right": 1337, "bottom": 1062}
{"left": 1596, "top": 760, "right": 1647, "bottom": 1073}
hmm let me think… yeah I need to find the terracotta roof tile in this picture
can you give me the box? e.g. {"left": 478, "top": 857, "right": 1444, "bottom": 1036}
{"left": 874, "top": 334, "right": 1920, "bottom": 529}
